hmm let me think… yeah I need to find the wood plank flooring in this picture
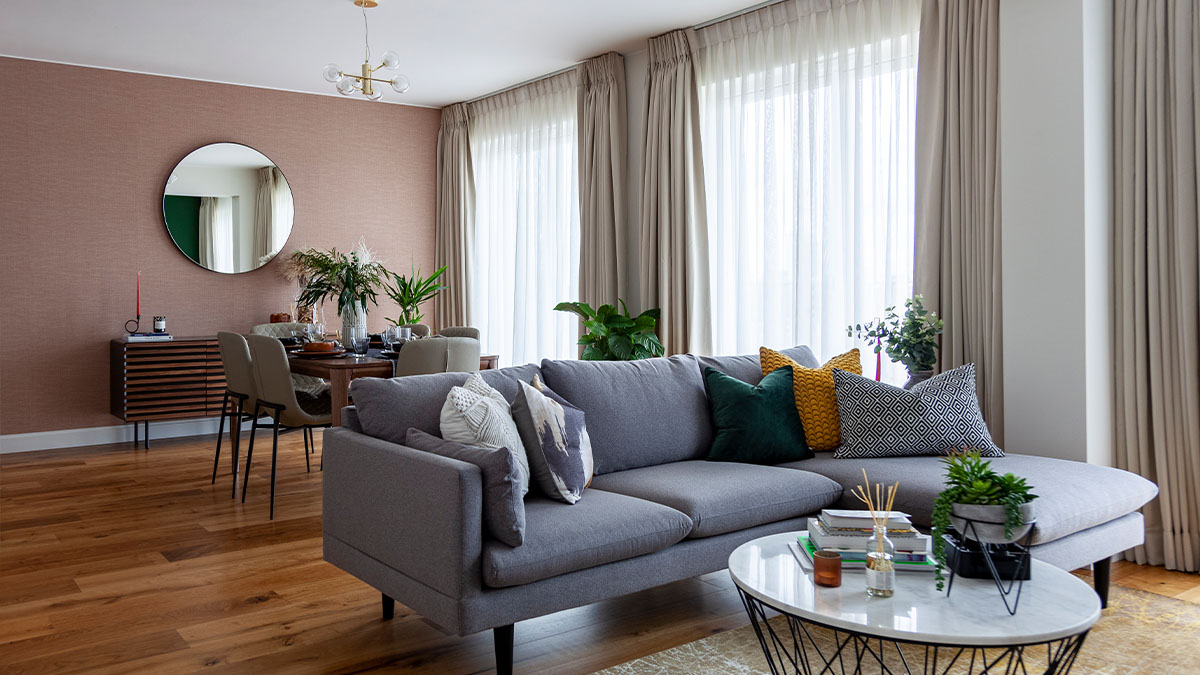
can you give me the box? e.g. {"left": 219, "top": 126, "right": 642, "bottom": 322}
{"left": 1, "top": 431, "right": 1197, "bottom": 674}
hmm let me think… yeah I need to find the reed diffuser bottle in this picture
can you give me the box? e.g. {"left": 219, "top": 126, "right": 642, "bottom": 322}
{"left": 865, "top": 524, "right": 896, "bottom": 597}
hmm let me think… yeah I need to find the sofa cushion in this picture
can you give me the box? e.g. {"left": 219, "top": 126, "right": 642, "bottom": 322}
{"left": 511, "top": 376, "right": 594, "bottom": 504}
{"left": 540, "top": 355, "right": 713, "bottom": 474}
{"left": 350, "top": 363, "right": 542, "bottom": 444}
{"left": 762, "top": 347, "right": 862, "bottom": 451}
{"left": 704, "top": 366, "right": 812, "bottom": 464}
{"left": 589, "top": 461, "right": 842, "bottom": 539}
{"left": 780, "top": 453, "right": 1158, "bottom": 545}
{"left": 482, "top": 489, "right": 692, "bottom": 588}
{"left": 698, "top": 346, "right": 820, "bottom": 385}
{"left": 439, "top": 373, "right": 530, "bottom": 495}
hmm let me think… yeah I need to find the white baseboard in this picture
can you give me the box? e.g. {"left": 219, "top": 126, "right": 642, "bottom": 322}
{"left": 0, "top": 417, "right": 229, "bottom": 454}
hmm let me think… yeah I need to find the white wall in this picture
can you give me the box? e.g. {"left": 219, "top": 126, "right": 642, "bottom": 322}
{"left": 166, "top": 165, "right": 260, "bottom": 271}
{"left": 999, "top": 0, "right": 1113, "bottom": 465}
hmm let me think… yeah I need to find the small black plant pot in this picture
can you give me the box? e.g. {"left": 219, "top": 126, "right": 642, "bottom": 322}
{"left": 943, "top": 533, "right": 1031, "bottom": 581}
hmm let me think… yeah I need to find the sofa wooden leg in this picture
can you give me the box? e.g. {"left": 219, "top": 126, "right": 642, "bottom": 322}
{"left": 1093, "top": 556, "right": 1111, "bottom": 609}
{"left": 494, "top": 624, "right": 514, "bottom": 675}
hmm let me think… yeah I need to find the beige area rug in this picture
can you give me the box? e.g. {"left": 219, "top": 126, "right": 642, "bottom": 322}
{"left": 596, "top": 584, "right": 1200, "bottom": 674}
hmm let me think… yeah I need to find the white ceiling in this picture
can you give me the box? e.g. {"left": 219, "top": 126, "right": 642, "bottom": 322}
{"left": 0, "top": 0, "right": 756, "bottom": 108}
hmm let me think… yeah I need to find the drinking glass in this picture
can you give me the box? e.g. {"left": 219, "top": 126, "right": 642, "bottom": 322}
{"left": 351, "top": 335, "right": 370, "bottom": 357}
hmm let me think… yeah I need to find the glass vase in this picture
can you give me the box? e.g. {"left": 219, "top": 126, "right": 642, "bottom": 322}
{"left": 865, "top": 524, "right": 895, "bottom": 597}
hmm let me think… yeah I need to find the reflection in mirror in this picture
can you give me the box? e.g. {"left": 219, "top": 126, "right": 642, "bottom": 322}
{"left": 163, "top": 143, "right": 294, "bottom": 273}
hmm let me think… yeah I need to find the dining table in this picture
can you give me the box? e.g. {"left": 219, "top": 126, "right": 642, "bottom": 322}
{"left": 287, "top": 348, "right": 500, "bottom": 426}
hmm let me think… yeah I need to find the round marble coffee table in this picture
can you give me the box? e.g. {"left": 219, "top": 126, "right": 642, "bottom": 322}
{"left": 728, "top": 532, "right": 1101, "bottom": 674}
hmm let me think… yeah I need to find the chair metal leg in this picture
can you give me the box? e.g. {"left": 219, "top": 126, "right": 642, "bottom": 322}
{"left": 231, "top": 398, "right": 243, "bottom": 499}
{"left": 269, "top": 414, "right": 281, "bottom": 520}
{"left": 241, "top": 402, "right": 262, "bottom": 503}
{"left": 212, "top": 391, "right": 229, "bottom": 484}
{"left": 143, "top": 421, "right": 150, "bottom": 449}
{"left": 303, "top": 426, "right": 311, "bottom": 473}
{"left": 133, "top": 420, "right": 138, "bottom": 447}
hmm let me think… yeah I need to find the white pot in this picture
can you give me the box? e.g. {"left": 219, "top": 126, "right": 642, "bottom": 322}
{"left": 950, "top": 502, "right": 1036, "bottom": 544}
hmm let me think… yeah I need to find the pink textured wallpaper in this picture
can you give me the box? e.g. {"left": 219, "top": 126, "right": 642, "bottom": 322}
{"left": 0, "top": 58, "right": 441, "bottom": 435}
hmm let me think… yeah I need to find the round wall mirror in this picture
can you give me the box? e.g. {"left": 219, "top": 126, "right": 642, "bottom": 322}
{"left": 162, "top": 143, "right": 294, "bottom": 273}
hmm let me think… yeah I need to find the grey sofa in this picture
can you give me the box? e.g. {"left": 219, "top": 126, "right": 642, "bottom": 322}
{"left": 322, "top": 349, "right": 1158, "bottom": 674}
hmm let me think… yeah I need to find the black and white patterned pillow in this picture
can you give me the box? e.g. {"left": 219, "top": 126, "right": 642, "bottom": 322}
{"left": 832, "top": 364, "right": 1003, "bottom": 459}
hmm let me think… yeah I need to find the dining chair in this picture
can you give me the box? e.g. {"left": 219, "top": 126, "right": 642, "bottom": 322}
{"left": 399, "top": 323, "right": 431, "bottom": 338}
{"left": 249, "top": 322, "right": 330, "bottom": 397}
{"left": 437, "top": 326, "right": 480, "bottom": 340}
{"left": 243, "top": 334, "right": 333, "bottom": 520}
{"left": 213, "top": 332, "right": 259, "bottom": 498}
{"left": 393, "top": 336, "right": 481, "bottom": 376}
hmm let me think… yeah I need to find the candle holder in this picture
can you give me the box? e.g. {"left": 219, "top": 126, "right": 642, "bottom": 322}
{"left": 125, "top": 314, "right": 141, "bottom": 335}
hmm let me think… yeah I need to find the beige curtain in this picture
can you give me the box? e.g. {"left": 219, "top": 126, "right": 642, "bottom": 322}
{"left": 253, "top": 167, "right": 290, "bottom": 265}
{"left": 577, "top": 51, "right": 628, "bottom": 307}
{"left": 639, "top": 29, "right": 711, "bottom": 355}
{"left": 913, "top": 0, "right": 1003, "bottom": 444}
{"left": 1114, "top": 0, "right": 1200, "bottom": 572}
{"left": 434, "top": 103, "right": 475, "bottom": 330}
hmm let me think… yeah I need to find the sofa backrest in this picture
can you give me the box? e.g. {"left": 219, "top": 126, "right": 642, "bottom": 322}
{"left": 350, "top": 363, "right": 542, "bottom": 446}
{"left": 697, "top": 346, "right": 820, "bottom": 384}
{"left": 539, "top": 354, "right": 712, "bottom": 475}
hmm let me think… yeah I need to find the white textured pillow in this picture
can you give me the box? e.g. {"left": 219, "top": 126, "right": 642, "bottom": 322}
{"left": 440, "top": 373, "right": 530, "bottom": 496}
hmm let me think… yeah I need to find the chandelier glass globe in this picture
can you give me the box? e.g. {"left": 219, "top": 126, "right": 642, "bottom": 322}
{"left": 390, "top": 75, "right": 411, "bottom": 94}
{"left": 380, "top": 51, "right": 400, "bottom": 70}
{"left": 336, "top": 76, "right": 357, "bottom": 96}
{"left": 322, "top": 63, "right": 342, "bottom": 83}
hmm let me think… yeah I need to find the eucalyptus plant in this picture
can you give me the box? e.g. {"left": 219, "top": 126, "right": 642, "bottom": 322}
{"left": 384, "top": 264, "right": 447, "bottom": 326}
{"left": 931, "top": 450, "right": 1038, "bottom": 589}
{"left": 291, "top": 244, "right": 389, "bottom": 321}
{"left": 554, "top": 300, "right": 665, "bottom": 361}
{"left": 848, "top": 294, "right": 945, "bottom": 373}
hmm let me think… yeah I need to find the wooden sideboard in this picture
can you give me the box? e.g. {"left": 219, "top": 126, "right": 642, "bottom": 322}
{"left": 110, "top": 336, "right": 227, "bottom": 447}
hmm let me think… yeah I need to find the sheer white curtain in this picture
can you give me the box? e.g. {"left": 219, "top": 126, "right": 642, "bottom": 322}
{"left": 467, "top": 72, "right": 581, "bottom": 366}
{"left": 694, "top": 0, "right": 920, "bottom": 383}
{"left": 198, "top": 196, "right": 234, "bottom": 273}
{"left": 254, "top": 167, "right": 293, "bottom": 265}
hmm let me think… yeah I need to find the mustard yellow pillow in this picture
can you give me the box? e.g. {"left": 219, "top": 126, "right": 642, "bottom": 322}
{"left": 760, "top": 347, "right": 862, "bottom": 451}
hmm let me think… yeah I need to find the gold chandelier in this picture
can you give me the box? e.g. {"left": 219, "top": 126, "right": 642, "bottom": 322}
{"left": 321, "top": 0, "right": 410, "bottom": 101}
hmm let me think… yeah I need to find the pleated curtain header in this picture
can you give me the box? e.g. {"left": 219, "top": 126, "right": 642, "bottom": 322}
{"left": 693, "top": 0, "right": 874, "bottom": 49}
{"left": 467, "top": 69, "right": 579, "bottom": 119}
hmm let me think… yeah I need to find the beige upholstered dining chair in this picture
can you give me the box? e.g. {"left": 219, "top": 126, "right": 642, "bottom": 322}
{"left": 249, "top": 322, "right": 329, "bottom": 396}
{"left": 213, "top": 332, "right": 260, "bottom": 499}
{"left": 243, "top": 334, "right": 333, "bottom": 520}
{"left": 392, "top": 336, "right": 481, "bottom": 377}
{"left": 398, "top": 323, "right": 431, "bottom": 338}
{"left": 437, "top": 326, "right": 480, "bottom": 340}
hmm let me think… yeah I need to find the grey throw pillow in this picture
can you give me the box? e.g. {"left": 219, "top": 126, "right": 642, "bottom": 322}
{"left": 832, "top": 364, "right": 1003, "bottom": 459}
{"left": 510, "top": 376, "right": 594, "bottom": 504}
{"left": 404, "top": 428, "right": 526, "bottom": 547}
{"left": 439, "top": 372, "right": 530, "bottom": 496}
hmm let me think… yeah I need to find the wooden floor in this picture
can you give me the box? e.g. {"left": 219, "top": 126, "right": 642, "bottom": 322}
{"left": 1, "top": 432, "right": 1197, "bottom": 674}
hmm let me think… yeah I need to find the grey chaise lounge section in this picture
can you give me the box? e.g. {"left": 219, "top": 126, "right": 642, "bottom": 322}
{"left": 322, "top": 349, "right": 1157, "bottom": 674}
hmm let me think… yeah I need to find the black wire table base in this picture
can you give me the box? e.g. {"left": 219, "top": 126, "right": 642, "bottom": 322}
{"left": 737, "top": 587, "right": 1090, "bottom": 674}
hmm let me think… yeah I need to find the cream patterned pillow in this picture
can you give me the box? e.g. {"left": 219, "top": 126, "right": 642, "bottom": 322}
{"left": 440, "top": 373, "right": 530, "bottom": 496}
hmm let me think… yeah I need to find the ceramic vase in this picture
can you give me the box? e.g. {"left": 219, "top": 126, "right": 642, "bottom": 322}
{"left": 341, "top": 301, "right": 367, "bottom": 343}
{"left": 903, "top": 369, "right": 935, "bottom": 389}
{"left": 950, "top": 502, "right": 1037, "bottom": 544}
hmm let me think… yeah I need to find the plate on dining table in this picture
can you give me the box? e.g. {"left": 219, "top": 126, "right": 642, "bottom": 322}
{"left": 292, "top": 349, "right": 347, "bottom": 358}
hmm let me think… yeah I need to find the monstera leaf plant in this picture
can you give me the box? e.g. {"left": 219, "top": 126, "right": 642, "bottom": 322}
{"left": 554, "top": 300, "right": 665, "bottom": 361}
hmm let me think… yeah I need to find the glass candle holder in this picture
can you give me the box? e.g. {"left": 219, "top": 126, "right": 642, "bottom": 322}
{"left": 813, "top": 550, "right": 842, "bottom": 587}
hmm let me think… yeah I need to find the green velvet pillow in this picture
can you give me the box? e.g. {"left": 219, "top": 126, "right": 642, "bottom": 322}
{"left": 704, "top": 365, "right": 813, "bottom": 464}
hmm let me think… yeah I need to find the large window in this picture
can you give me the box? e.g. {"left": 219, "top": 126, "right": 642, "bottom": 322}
{"left": 695, "top": 0, "right": 920, "bottom": 383}
{"left": 468, "top": 75, "right": 580, "bottom": 366}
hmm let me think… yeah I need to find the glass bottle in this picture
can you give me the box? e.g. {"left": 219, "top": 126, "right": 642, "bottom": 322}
{"left": 865, "top": 524, "right": 896, "bottom": 597}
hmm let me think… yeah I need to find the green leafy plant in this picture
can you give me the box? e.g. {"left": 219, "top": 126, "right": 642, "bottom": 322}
{"left": 847, "top": 295, "right": 945, "bottom": 373}
{"left": 554, "top": 300, "right": 665, "bottom": 361}
{"left": 384, "top": 264, "right": 447, "bottom": 326}
{"left": 931, "top": 450, "right": 1038, "bottom": 589}
{"left": 292, "top": 243, "right": 389, "bottom": 320}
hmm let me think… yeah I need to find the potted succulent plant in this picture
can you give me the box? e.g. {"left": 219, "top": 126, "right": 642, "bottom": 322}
{"left": 554, "top": 300, "right": 665, "bottom": 361}
{"left": 292, "top": 240, "right": 389, "bottom": 341}
{"left": 848, "top": 294, "right": 945, "bottom": 388}
{"left": 931, "top": 450, "right": 1038, "bottom": 589}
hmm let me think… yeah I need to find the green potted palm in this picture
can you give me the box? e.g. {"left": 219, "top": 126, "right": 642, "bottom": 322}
{"left": 554, "top": 300, "right": 665, "bottom": 361}
{"left": 848, "top": 294, "right": 945, "bottom": 388}
{"left": 931, "top": 451, "right": 1038, "bottom": 589}
{"left": 292, "top": 241, "right": 389, "bottom": 341}
{"left": 384, "top": 264, "right": 447, "bottom": 326}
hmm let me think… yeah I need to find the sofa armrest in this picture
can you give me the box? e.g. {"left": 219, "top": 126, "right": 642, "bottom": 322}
{"left": 322, "top": 427, "right": 483, "bottom": 599}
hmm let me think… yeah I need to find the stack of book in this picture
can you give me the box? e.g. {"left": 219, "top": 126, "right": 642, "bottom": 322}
{"left": 792, "top": 509, "right": 937, "bottom": 573}
{"left": 128, "top": 332, "right": 173, "bottom": 342}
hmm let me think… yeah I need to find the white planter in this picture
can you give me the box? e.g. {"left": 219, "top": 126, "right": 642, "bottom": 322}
{"left": 950, "top": 502, "right": 1036, "bottom": 544}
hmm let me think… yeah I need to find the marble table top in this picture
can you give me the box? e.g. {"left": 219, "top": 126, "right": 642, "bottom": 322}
{"left": 728, "top": 532, "right": 1101, "bottom": 646}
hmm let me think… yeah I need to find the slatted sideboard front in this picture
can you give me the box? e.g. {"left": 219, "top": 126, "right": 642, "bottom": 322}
{"left": 110, "top": 337, "right": 227, "bottom": 424}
